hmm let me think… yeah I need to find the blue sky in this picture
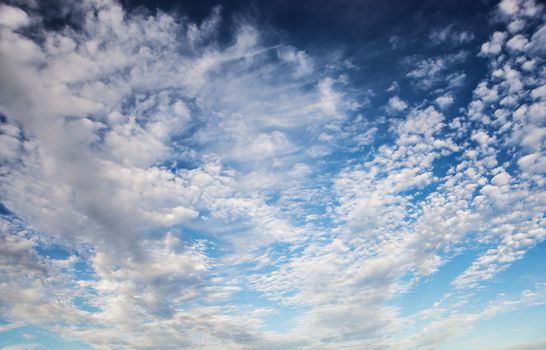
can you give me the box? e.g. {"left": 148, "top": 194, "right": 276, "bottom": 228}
{"left": 0, "top": 0, "right": 545, "bottom": 349}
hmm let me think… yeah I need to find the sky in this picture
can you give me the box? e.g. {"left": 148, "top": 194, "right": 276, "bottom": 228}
{"left": 0, "top": 0, "right": 545, "bottom": 349}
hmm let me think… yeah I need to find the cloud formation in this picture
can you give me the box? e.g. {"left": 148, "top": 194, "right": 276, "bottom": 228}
{"left": 0, "top": 0, "right": 545, "bottom": 349}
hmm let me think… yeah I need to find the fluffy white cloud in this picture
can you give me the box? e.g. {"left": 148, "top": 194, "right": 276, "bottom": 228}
{"left": 499, "top": 0, "right": 521, "bottom": 15}
{"left": 0, "top": 4, "right": 30, "bottom": 29}
{"left": 506, "top": 34, "right": 529, "bottom": 51}
{"left": 435, "top": 94, "right": 454, "bottom": 109}
{"left": 480, "top": 31, "right": 508, "bottom": 55}
{"left": 388, "top": 96, "right": 408, "bottom": 112}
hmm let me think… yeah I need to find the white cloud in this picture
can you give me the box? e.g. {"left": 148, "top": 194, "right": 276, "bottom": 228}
{"left": 506, "top": 34, "right": 529, "bottom": 51}
{"left": 508, "top": 19, "right": 526, "bottom": 33}
{"left": 0, "top": 4, "right": 30, "bottom": 29}
{"left": 435, "top": 94, "right": 454, "bottom": 109}
{"left": 388, "top": 96, "right": 408, "bottom": 112}
{"left": 529, "top": 24, "right": 546, "bottom": 54}
{"left": 406, "top": 51, "right": 467, "bottom": 90}
{"left": 277, "top": 46, "right": 313, "bottom": 77}
{"left": 518, "top": 152, "right": 546, "bottom": 173}
{"left": 499, "top": 0, "right": 521, "bottom": 15}
{"left": 480, "top": 31, "right": 508, "bottom": 56}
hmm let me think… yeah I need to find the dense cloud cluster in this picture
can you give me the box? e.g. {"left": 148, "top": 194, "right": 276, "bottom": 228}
{"left": 0, "top": 0, "right": 545, "bottom": 349}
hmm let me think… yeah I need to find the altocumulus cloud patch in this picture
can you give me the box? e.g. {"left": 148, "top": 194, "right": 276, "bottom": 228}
{"left": 0, "top": 0, "right": 545, "bottom": 349}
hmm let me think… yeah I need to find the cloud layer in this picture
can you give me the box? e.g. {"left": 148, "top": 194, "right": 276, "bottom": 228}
{"left": 0, "top": 0, "right": 545, "bottom": 349}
